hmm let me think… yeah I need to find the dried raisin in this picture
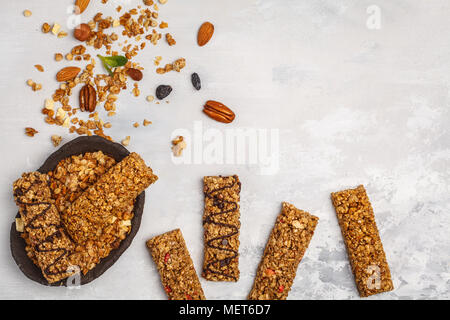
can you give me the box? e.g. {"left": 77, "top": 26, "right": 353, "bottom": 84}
{"left": 191, "top": 73, "right": 201, "bottom": 90}
{"left": 156, "top": 85, "right": 172, "bottom": 100}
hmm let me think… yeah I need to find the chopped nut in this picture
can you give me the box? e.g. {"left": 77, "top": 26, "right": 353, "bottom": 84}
{"left": 57, "top": 31, "right": 68, "bottom": 38}
{"left": 65, "top": 53, "right": 73, "bottom": 61}
{"left": 51, "top": 135, "right": 62, "bottom": 147}
{"left": 171, "top": 136, "right": 186, "bottom": 157}
{"left": 26, "top": 79, "right": 34, "bottom": 86}
{"left": 159, "top": 0, "right": 168, "bottom": 4}
{"left": 54, "top": 53, "right": 63, "bottom": 61}
{"left": 133, "top": 122, "right": 139, "bottom": 128}
{"left": 143, "top": 119, "right": 152, "bottom": 126}
{"left": 34, "top": 64, "right": 44, "bottom": 72}
{"left": 121, "top": 136, "right": 130, "bottom": 146}
{"left": 112, "top": 19, "right": 120, "bottom": 27}
{"left": 25, "top": 127, "right": 38, "bottom": 137}
{"left": 42, "top": 23, "right": 51, "bottom": 33}
{"left": 146, "top": 95, "right": 155, "bottom": 102}
{"left": 23, "top": 10, "right": 32, "bottom": 17}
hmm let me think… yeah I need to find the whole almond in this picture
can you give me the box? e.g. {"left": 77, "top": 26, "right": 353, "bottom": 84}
{"left": 127, "top": 68, "right": 143, "bottom": 81}
{"left": 75, "top": 0, "right": 90, "bottom": 14}
{"left": 203, "top": 100, "right": 235, "bottom": 123}
{"left": 197, "top": 22, "right": 214, "bottom": 47}
{"left": 56, "top": 66, "right": 81, "bottom": 82}
{"left": 79, "top": 84, "right": 97, "bottom": 112}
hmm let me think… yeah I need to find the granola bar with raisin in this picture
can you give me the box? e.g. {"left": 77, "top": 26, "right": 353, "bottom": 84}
{"left": 331, "top": 185, "right": 393, "bottom": 297}
{"left": 248, "top": 202, "right": 319, "bottom": 300}
{"left": 146, "top": 229, "right": 206, "bottom": 300}
{"left": 202, "top": 175, "right": 241, "bottom": 282}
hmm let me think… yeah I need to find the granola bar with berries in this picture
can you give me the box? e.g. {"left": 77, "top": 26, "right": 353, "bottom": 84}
{"left": 248, "top": 202, "right": 319, "bottom": 300}
{"left": 146, "top": 229, "right": 206, "bottom": 300}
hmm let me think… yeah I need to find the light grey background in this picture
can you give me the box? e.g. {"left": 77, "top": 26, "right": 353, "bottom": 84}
{"left": 0, "top": 0, "right": 449, "bottom": 299}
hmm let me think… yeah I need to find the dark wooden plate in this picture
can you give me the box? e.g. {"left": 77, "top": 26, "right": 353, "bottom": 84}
{"left": 10, "top": 136, "right": 146, "bottom": 286}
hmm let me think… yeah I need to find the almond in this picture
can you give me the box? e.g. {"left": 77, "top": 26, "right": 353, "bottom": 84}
{"left": 197, "top": 22, "right": 214, "bottom": 46}
{"left": 203, "top": 100, "right": 235, "bottom": 123}
{"left": 75, "top": 0, "right": 90, "bottom": 14}
{"left": 56, "top": 66, "right": 81, "bottom": 82}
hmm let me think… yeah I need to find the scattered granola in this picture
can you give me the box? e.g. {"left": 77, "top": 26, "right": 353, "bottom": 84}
{"left": 156, "top": 58, "right": 186, "bottom": 74}
{"left": 51, "top": 135, "right": 62, "bottom": 147}
{"left": 25, "top": 127, "right": 38, "bottom": 137}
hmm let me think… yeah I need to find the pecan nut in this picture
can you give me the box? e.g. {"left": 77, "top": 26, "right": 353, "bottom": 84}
{"left": 79, "top": 84, "right": 97, "bottom": 112}
{"left": 203, "top": 100, "right": 235, "bottom": 123}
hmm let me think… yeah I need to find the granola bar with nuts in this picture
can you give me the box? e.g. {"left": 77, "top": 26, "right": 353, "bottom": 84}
{"left": 248, "top": 202, "right": 319, "bottom": 300}
{"left": 63, "top": 152, "right": 158, "bottom": 245}
{"left": 331, "top": 185, "right": 393, "bottom": 297}
{"left": 202, "top": 175, "right": 241, "bottom": 282}
{"left": 12, "top": 172, "right": 76, "bottom": 283}
{"left": 146, "top": 229, "right": 206, "bottom": 300}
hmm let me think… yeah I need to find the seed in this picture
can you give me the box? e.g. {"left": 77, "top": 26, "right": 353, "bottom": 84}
{"left": 155, "top": 85, "right": 172, "bottom": 100}
{"left": 191, "top": 73, "right": 201, "bottom": 90}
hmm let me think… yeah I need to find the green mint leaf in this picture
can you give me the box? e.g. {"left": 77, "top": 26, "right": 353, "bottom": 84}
{"left": 97, "top": 55, "right": 128, "bottom": 76}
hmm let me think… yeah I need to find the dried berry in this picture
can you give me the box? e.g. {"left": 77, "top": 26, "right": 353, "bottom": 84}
{"left": 156, "top": 85, "right": 172, "bottom": 100}
{"left": 191, "top": 73, "right": 201, "bottom": 90}
{"left": 127, "top": 68, "right": 143, "bottom": 81}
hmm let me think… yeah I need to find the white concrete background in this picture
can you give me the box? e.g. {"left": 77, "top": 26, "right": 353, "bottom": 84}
{"left": 0, "top": 0, "right": 449, "bottom": 300}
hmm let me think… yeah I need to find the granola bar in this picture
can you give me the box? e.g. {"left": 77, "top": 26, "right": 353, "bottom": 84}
{"left": 202, "top": 175, "right": 241, "bottom": 282}
{"left": 331, "top": 185, "right": 394, "bottom": 297}
{"left": 146, "top": 229, "right": 206, "bottom": 300}
{"left": 64, "top": 152, "right": 158, "bottom": 246}
{"left": 248, "top": 202, "right": 319, "bottom": 300}
{"left": 13, "top": 172, "right": 75, "bottom": 283}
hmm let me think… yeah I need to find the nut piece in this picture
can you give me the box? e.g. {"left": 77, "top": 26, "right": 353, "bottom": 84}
{"left": 74, "top": 23, "right": 91, "bottom": 41}
{"left": 197, "top": 22, "right": 214, "bottom": 46}
{"left": 51, "top": 135, "right": 62, "bottom": 147}
{"left": 55, "top": 53, "right": 63, "bottom": 61}
{"left": 23, "top": 10, "right": 32, "bottom": 17}
{"left": 25, "top": 127, "right": 38, "bottom": 137}
{"left": 127, "top": 68, "right": 143, "bottom": 81}
{"left": 56, "top": 66, "right": 81, "bottom": 82}
{"left": 203, "top": 100, "right": 235, "bottom": 123}
{"left": 75, "top": 0, "right": 90, "bottom": 14}
{"left": 79, "top": 84, "right": 97, "bottom": 112}
{"left": 171, "top": 136, "right": 186, "bottom": 157}
{"left": 143, "top": 119, "right": 152, "bottom": 126}
{"left": 121, "top": 136, "right": 131, "bottom": 146}
{"left": 34, "top": 64, "right": 44, "bottom": 72}
{"left": 146, "top": 95, "right": 155, "bottom": 102}
{"left": 42, "top": 23, "right": 51, "bottom": 33}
